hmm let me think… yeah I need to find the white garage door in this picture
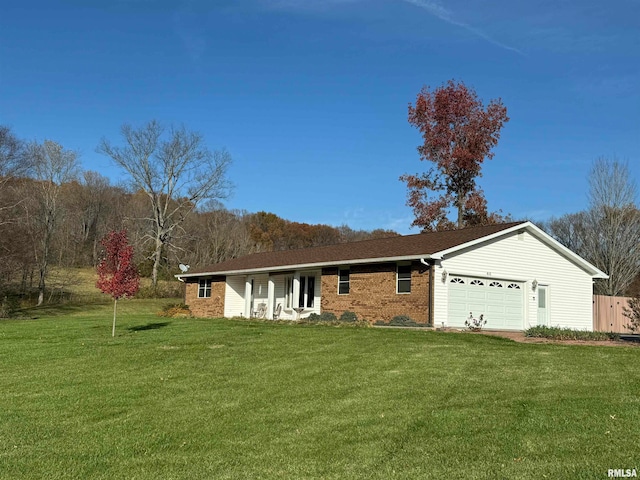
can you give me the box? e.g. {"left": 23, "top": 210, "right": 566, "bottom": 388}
{"left": 447, "top": 276, "right": 524, "bottom": 330}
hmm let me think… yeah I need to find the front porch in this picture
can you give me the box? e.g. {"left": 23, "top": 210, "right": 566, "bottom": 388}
{"left": 224, "top": 270, "right": 321, "bottom": 320}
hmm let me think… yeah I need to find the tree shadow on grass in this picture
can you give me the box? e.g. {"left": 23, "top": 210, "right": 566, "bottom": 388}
{"left": 127, "top": 322, "right": 172, "bottom": 332}
{"left": 19, "top": 301, "right": 111, "bottom": 319}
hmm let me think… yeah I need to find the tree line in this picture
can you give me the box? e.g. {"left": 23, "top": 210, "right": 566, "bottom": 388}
{"left": 2, "top": 79, "right": 638, "bottom": 306}
{"left": 0, "top": 124, "right": 398, "bottom": 305}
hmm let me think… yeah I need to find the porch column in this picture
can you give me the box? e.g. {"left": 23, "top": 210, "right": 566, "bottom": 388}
{"left": 266, "top": 276, "right": 275, "bottom": 320}
{"left": 292, "top": 271, "right": 301, "bottom": 312}
{"left": 244, "top": 278, "right": 252, "bottom": 317}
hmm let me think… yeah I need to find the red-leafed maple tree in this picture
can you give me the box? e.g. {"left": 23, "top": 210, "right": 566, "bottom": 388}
{"left": 400, "top": 80, "right": 510, "bottom": 231}
{"left": 96, "top": 230, "right": 140, "bottom": 337}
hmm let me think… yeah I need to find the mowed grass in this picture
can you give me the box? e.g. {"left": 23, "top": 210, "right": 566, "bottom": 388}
{"left": 2, "top": 302, "right": 640, "bottom": 479}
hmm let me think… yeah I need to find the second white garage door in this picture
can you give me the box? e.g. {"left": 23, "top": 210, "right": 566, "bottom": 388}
{"left": 447, "top": 276, "right": 524, "bottom": 330}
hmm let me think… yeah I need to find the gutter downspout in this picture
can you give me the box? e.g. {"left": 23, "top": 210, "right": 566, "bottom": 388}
{"left": 420, "top": 258, "right": 434, "bottom": 327}
{"left": 176, "top": 276, "right": 186, "bottom": 304}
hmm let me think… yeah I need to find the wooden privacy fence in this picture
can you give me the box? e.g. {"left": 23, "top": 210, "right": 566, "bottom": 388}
{"left": 593, "top": 295, "right": 632, "bottom": 333}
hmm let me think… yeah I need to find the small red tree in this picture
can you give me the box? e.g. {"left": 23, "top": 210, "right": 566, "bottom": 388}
{"left": 96, "top": 230, "right": 140, "bottom": 337}
{"left": 401, "top": 80, "right": 510, "bottom": 231}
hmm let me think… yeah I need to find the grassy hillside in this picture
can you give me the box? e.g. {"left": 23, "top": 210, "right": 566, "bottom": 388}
{"left": 13, "top": 267, "right": 183, "bottom": 309}
{"left": 1, "top": 303, "right": 639, "bottom": 479}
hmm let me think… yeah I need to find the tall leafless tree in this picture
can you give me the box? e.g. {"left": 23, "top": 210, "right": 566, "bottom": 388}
{"left": 0, "top": 127, "right": 33, "bottom": 298}
{"left": 98, "top": 120, "right": 232, "bottom": 287}
{"left": 585, "top": 158, "right": 640, "bottom": 295}
{"left": 28, "top": 140, "right": 79, "bottom": 305}
{"left": 0, "top": 126, "right": 32, "bottom": 218}
{"left": 0, "top": 126, "right": 30, "bottom": 179}
{"left": 76, "top": 171, "right": 122, "bottom": 266}
{"left": 547, "top": 157, "right": 640, "bottom": 296}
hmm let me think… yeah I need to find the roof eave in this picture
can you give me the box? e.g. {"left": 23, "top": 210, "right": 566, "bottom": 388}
{"left": 175, "top": 254, "right": 435, "bottom": 279}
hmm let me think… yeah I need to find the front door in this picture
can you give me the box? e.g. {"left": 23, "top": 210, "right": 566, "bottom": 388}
{"left": 537, "top": 285, "right": 549, "bottom": 326}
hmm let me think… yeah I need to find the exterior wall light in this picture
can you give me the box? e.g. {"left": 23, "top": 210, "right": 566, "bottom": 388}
{"left": 532, "top": 279, "right": 538, "bottom": 291}
{"left": 441, "top": 270, "right": 448, "bottom": 283}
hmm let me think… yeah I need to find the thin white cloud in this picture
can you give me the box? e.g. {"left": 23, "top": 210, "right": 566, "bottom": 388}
{"left": 262, "top": 0, "right": 523, "bottom": 55}
{"left": 384, "top": 215, "right": 417, "bottom": 234}
{"left": 266, "top": 0, "right": 361, "bottom": 9}
{"left": 173, "top": 6, "right": 207, "bottom": 62}
{"left": 401, "top": 0, "right": 524, "bottom": 55}
{"left": 574, "top": 72, "right": 640, "bottom": 98}
{"left": 401, "top": 0, "right": 456, "bottom": 23}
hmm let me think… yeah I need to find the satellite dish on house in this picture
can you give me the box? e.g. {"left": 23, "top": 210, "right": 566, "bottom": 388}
{"left": 179, "top": 264, "right": 190, "bottom": 273}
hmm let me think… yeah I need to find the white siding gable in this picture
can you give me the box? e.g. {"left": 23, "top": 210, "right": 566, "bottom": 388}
{"left": 434, "top": 230, "right": 594, "bottom": 330}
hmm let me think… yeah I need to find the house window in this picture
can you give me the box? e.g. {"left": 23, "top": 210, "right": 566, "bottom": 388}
{"left": 450, "top": 278, "right": 464, "bottom": 284}
{"left": 307, "top": 276, "right": 315, "bottom": 308}
{"left": 507, "top": 283, "right": 521, "bottom": 289}
{"left": 489, "top": 281, "right": 503, "bottom": 288}
{"left": 299, "top": 275, "right": 315, "bottom": 308}
{"left": 538, "top": 287, "right": 546, "bottom": 308}
{"left": 286, "top": 275, "right": 315, "bottom": 308}
{"left": 338, "top": 269, "right": 350, "bottom": 295}
{"left": 198, "top": 279, "right": 212, "bottom": 298}
{"left": 397, "top": 264, "right": 411, "bottom": 293}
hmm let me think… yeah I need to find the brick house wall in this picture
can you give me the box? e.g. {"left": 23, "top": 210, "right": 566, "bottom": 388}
{"left": 185, "top": 276, "right": 226, "bottom": 318}
{"left": 321, "top": 262, "right": 430, "bottom": 324}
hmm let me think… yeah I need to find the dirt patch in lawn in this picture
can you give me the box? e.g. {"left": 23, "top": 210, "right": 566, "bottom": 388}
{"left": 376, "top": 325, "right": 640, "bottom": 347}
{"left": 474, "top": 330, "right": 640, "bottom": 347}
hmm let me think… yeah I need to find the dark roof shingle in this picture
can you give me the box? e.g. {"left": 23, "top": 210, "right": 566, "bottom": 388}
{"left": 186, "top": 222, "right": 525, "bottom": 275}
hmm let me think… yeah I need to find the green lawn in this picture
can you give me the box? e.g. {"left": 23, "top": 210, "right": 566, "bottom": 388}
{"left": 1, "top": 301, "right": 639, "bottom": 479}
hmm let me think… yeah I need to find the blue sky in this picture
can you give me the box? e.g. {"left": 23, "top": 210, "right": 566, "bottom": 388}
{"left": 1, "top": 0, "right": 639, "bottom": 234}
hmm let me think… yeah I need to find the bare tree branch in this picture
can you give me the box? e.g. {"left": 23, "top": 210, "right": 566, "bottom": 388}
{"left": 546, "top": 157, "right": 640, "bottom": 296}
{"left": 98, "top": 120, "right": 232, "bottom": 287}
{"left": 28, "top": 140, "right": 80, "bottom": 305}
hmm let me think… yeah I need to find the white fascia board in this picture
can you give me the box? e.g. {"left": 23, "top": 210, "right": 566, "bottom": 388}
{"left": 432, "top": 221, "right": 609, "bottom": 279}
{"left": 174, "top": 254, "right": 434, "bottom": 279}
